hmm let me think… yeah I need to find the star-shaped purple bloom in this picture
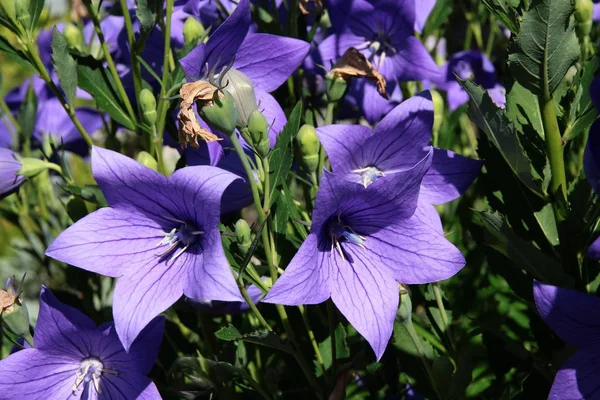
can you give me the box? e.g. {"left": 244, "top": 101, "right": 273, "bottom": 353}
{"left": 45, "top": 147, "right": 243, "bottom": 349}
{"left": 0, "top": 286, "right": 164, "bottom": 399}
{"left": 319, "top": 0, "right": 441, "bottom": 84}
{"left": 264, "top": 149, "right": 465, "bottom": 360}
{"left": 0, "top": 148, "right": 24, "bottom": 199}
{"left": 180, "top": 0, "right": 309, "bottom": 145}
{"left": 533, "top": 281, "right": 600, "bottom": 399}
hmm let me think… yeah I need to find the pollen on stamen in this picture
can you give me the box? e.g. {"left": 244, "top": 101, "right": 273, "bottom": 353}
{"left": 72, "top": 357, "right": 117, "bottom": 395}
{"left": 156, "top": 218, "right": 204, "bottom": 262}
{"left": 352, "top": 166, "right": 385, "bottom": 188}
{"left": 327, "top": 215, "right": 367, "bottom": 261}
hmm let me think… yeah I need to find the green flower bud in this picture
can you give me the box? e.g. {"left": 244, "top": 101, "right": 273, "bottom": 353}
{"left": 199, "top": 91, "right": 238, "bottom": 135}
{"left": 136, "top": 151, "right": 158, "bottom": 171}
{"left": 325, "top": 73, "right": 348, "bottom": 103}
{"left": 220, "top": 68, "right": 258, "bottom": 127}
{"left": 139, "top": 89, "right": 157, "bottom": 126}
{"left": 247, "top": 109, "right": 270, "bottom": 158}
{"left": 183, "top": 17, "right": 205, "bottom": 45}
{"left": 1, "top": 275, "right": 31, "bottom": 339}
{"left": 235, "top": 219, "right": 252, "bottom": 255}
{"left": 576, "top": 0, "right": 593, "bottom": 37}
{"left": 17, "top": 157, "right": 55, "bottom": 178}
{"left": 63, "top": 23, "right": 83, "bottom": 49}
{"left": 296, "top": 124, "right": 320, "bottom": 173}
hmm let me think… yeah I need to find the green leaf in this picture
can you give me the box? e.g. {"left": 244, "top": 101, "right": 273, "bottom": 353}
{"left": 17, "top": 84, "right": 37, "bottom": 141}
{"left": 0, "top": 37, "right": 32, "bottom": 69}
{"left": 394, "top": 293, "right": 437, "bottom": 359}
{"left": 422, "top": 0, "right": 454, "bottom": 37}
{"left": 474, "top": 211, "right": 572, "bottom": 286}
{"left": 268, "top": 102, "right": 302, "bottom": 206}
{"left": 28, "top": 0, "right": 45, "bottom": 32}
{"left": 136, "top": 0, "right": 161, "bottom": 35}
{"left": 482, "top": 0, "right": 520, "bottom": 34}
{"left": 565, "top": 57, "right": 600, "bottom": 141}
{"left": 75, "top": 57, "right": 135, "bottom": 130}
{"left": 316, "top": 323, "right": 349, "bottom": 376}
{"left": 59, "top": 184, "right": 108, "bottom": 206}
{"left": 505, "top": 81, "right": 544, "bottom": 139}
{"left": 461, "top": 79, "right": 546, "bottom": 200}
{"left": 215, "top": 324, "right": 293, "bottom": 354}
{"left": 214, "top": 324, "right": 243, "bottom": 341}
{"left": 51, "top": 28, "right": 78, "bottom": 105}
{"left": 507, "top": 0, "right": 579, "bottom": 97}
{"left": 533, "top": 203, "right": 559, "bottom": 246}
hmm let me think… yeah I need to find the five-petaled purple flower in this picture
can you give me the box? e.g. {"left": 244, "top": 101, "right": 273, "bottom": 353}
{"left": 45, "top": 147, "right": 243, "bottom": 349}
{"left": 0, "top": 148, "right": 25, "bottom": 199}
{"left": 533, "top": 281, "right": 600, "bottom": 399}
{"left": 0, "top": 286, "right": 164, "bottom": 399}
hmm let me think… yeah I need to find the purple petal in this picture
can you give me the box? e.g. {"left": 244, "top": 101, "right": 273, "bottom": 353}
{"left": 34, "top": 286, "right": 96, "bottom": 358}
{"left": 35, "top": 99, "right": 103, "bottom": 146}
{"left": 318, "top": 32, "right": 366, "bottom": 71}
{"left": 414, "top": 0, "right": 436, "bottom": 33}
{"left": 420, "top": 148, "right": 483, "bottom": 205}
{"left": 0, "top": 349, "right": 78, "bottom": 399}
{"left": 256, "top": 89, "right": 287, "bottom": 146}
{"left": 0, "top": 148, "right": 24, "bottom": 199}
{"left": 361, "top": 80, "right": 402, "bottom": 124}
{"left": 326, "top": 0, "right": 378, "bottom": 37}
{"left": 586, "top": 236, "right": 600, "bottom": 260}
{"left": 549, "top": 349, "right": 600, "bottom": 400}
{"left": 113, "top": 259, "right": 185, "bottom": 350}
{"left": 446, "top": 82, "right": 469, "bottom": 111}
{"left": 234, "top": 33, "right": 310, "bottom": 92}
{"left": 183, "top": 229, "right": 242, "bottom": 302}
{"left": 330, "top": 244, "right": 398, "bottom": 360}
{"left": 533, "top": 281, "right": 600, "bottom": 349}
{"left": 263, "top": 234, "right": 332, "bottom": 305}
{"left": 592, "top": 78, "right": 600, "bottom": 113}
{"left": 414, "top": 200, "right": 443, "bottom": 234}
{"left": 180, "top": 0, "right": 251, "bottom": 79}
{"left": 595, "top": 3, "right": 600, "bottom": 22}
{"left": 382, "top": 36, "right": 441, "bottom": 82}
{"left": 316, "top": 124, "right": 373, "bottom": 173}
{"left": 102, "top": 371, "right": 162, "bottom": 400}
{"left": 367, "top": 208, "right": 466, "bottom": 284}
{"left": 45, "top": 207, "right": 164, "bottom": 278}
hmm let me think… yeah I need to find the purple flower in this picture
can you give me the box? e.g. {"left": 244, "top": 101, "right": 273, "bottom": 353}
{"left": 339, "top": 79, "right": 404, "bottom": 124}
{"left": 264, "top": 150, "right": 465, "bottom": 360}
{"left": 319, "top": 0, "right": 441, "bottom": 84}
{"left": 533, "top": 281, "right": 600, "bottom": 399}
{"left": 0, "top": 286, "right": 164, "bottom": 399}
{"left": 414, "top": 0, "right": 436, "bottom": 33}
{"left": 0, "top": 148, "right": 24, "bottom": 199}
{"left": 180, "top": 0, "right": 309, "bottom": 144}
{"left": 189, "top": 281, "right": 265, "bottom": 315}
{"left": 436, "top": 50, "right": 505, "bottom": 111}
{"left": 317, "top": 93, "right": 483, "bottom": 208}
{"left": 584, "top": 78, "right": 600, "bottom": 258}
{"left": 45, "top": 147, "right": 243, "bottom": 349}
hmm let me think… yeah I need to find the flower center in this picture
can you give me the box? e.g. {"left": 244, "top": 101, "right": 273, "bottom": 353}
{"left": 352, "top": 166, "right": 385, "bottom": 188}
{"left": 328, "top": 215, "right": 366, "bottom": 260}
{"left": 156, "top": 217, "right": 204, "bottom": 262}
{"left": 72, "top": 357, "right": 117, "bottom": 395}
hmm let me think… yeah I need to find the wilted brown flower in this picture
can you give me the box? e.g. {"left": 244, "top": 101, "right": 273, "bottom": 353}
{"left": 178, "top": 81, "right": 222, "bottom": 149}
{"left": 328, "top": 47, "right": 388, "bottom": 99}
{"left": 0, "top": 289, "right": 19, "bottom": 315}
{"left": 299, "top": 0, "right": 323, "bottom": 15}
{"left": 71, "top": 0, "right": 88, "bottom": 21}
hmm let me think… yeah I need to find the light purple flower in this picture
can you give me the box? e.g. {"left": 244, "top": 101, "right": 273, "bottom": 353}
{"left": 45, "top": 146, "right": 243, "bottom": 349}
{"left": 319, "top": 0, "right": 441, "bottom": 85}
{"left": 180, "top": 0, "right": 309, "bottom": 145}
{"left": 533, "top": 281, "right": 600, "bottom": 399}
{"left": 414, "top": 0, "right": 436, "bottom": 33}
{"left": 0, "top": 286, "right": 164, "bottom": 399}
{"left": 0, "top": 148, "right": 24, "bottom": 199}
{"left": 264, "top": 149, "right": 465, "bottom": 360}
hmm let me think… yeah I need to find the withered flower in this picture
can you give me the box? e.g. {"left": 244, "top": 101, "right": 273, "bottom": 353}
{"left": 0, "top": 289, "right": 19, "bottom": 315}
{"left": 177, "top": 81, "right": 222, "bottom": 149}
{"left": 299, "top": 0, "right": 323, "bottom": 15}
{"left": 328, "top": 47, "right": 388, "bottom": 99}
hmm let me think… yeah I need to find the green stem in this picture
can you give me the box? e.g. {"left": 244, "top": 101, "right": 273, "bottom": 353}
{"left": 327, "top": 300, "right": 337, "bottom": 381}
{"left": 316, "top": 103, "right": 335, "bottom": 182}
{"left": 406, "top": 319, "right": 444, "bottom": 400}
{"left": 432, "top": 283, "right": 454, "bottom": 352}
{"left": 539, "top": 96, "right": 566, "bottom": 208}
{"left": 299, "top": 305, "right": 327, "bottom": 382}
{"left": 85, "top": 1, "right": 137, "bottom": 123}
{"left": 231, "top": 265, "right": 272, "bottom": 331}
{"left": 25, "top": 43, "right": 93, "bottom": 147}
{"left": 120, "top": 0, "right": 144, "bottom": 119}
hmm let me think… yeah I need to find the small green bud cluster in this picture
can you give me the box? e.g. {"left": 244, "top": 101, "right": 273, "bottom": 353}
{"left": 235, "top": 219, "right": 253, "bottom": 255}
{"left": 139, "top": 89, "right": 157, "bottom": 126}
{"left": 296, "top": 124, "right": 320, "bottom": 174}
{"left": 183, "top": 17, "right": 205, "bottom": 45}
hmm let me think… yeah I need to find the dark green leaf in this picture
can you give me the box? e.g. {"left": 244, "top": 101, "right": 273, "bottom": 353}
{"left": 507, "top": 0, "right": 579, "bottom": 97}
{"left": 422, "top": 0, "right": 454, "bottom": 37}
{"left": 17, "top": 85, "right": 37, "bottom": 141}
{"left": 394, "top": 293, "right": 437, "bottom": 359}
{"left": 482, "top": 0, "right": 520, "bottom": 34}
{"left": 215, "top": 324, "right": 293, "bottom": 354}
{"left": 136, "top": 0, "right": 161, "bottom": 35}
{"left": 461, "top": 79, "right": 546, "bottom": 200}
{"left": 565, "top": 57, "right": 600, "bottom": 141}
{"left": 28, "top": 0, "right": 45, "bottom": 32}
{"left": 214, "top": 324, "right": 242, "bottom": 341}
{"left": 268, "top": 102, "right": 302, "bottom": 205}
{"left": 0, "top": 37, "right": 33, "bottom": 69}
{"left": 316, "top": 323, "right": 349, "bottom": 376}
{"left": 51, "top": 28, "right": 78, "bottom": 105}
{"left": 505, "top": 80, "right": 544, "bottom": 139}
{"left": 59, "top": 184, "right": 108, "bottom": 206}
{"left": 75, "top": 57, "right": 135, "bottom": 130}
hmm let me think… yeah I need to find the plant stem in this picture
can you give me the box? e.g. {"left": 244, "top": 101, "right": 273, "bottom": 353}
{"left": 432, "top": 283, "right": 454, "bottom": 352}
{"left": 230, "top": 265, "right": 272, "bottom": 331}
{"left": 316, "top": 103, "right": 335, "bottom": 182}
{"left": 327, "top": 300, "right": 337, "bottom": 381}
{"left": 539, "top": 96, "right": 566, "bottom": 214}
{"left": 299, "top": 305, "right": 327, "bottom": 382}
{"left": 405, "top": 318, "right": 444, "bottom": 400}
{"left": 25, "top": 43, "right": 93, "bottom": 147}
{"left": 119, "top": 0, "right": 144, "bottom": 119}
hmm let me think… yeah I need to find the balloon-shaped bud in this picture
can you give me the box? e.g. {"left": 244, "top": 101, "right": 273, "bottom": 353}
{"left": 139, "top": 88, "right": 157, "bottom": 126}
{"left": 296, "top": 124, "right": 320, "bottom": 173}
{"left": 17, "top": 157, "right": 54, "bottom": 178}
{"left": 63, "top": 23, "right": 83, "bottom": 49}
{"left": 199, "top": 91, "right": 238, "bottom": 135}
{"left": 235, "top": 219, "right": 253, "bottom": 255}
{"left": 183, "top": 17, "right": 205, "bottom": 45}
{"left": 1, "top": 275, "right": 30, "bottom": 340}
{"left": 219, "top": 68, "right": 258, "bottom": 127}
{"left": 325, "top": 73, "right": 348, "bottom": 103}
{"left": 247, "top": 109, "right": 270, "bottom": 158}
{"left": 576, "top": 0, "right": 593, "bottom": 36}
{"left": 136, "top": 151, "right": 158, "bottom": 171}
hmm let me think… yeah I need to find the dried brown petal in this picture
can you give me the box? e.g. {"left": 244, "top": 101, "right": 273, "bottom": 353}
{"left": 0, "top": 290, "right": 18, "bottom": 315}
{"left": 177, "top": 81, "right": 222, "bottom": 149}
{"left": 329, "top": 47, "right": 388, "bottom": 99}
{"left": 299, "top": 0, "right": 323, "bottom": 15}
{"left": 71, "top": 0, "right": 88, "bottom": 21}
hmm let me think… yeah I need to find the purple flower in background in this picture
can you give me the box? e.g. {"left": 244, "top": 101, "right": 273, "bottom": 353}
{"left": 414, "top": 0, "right": 436, "bottom": 33}
{"left": 319, "top": 0, "right": 441, "bottom": 84}
{"left": 317, "top": 92, "right": 483, "bottom": 209}
{"left": 436, "top": 50, "right": 505, "bottom": 111}
{"left": 46, "top": 147, "right": 242, "bottom": 349}
{"left": 340, "top": 79, "right": 404, "bottom": 124}
{"left": 0, "top": 148, "right": 24, "bottom": 199}
{"left": 0, "top": 286, "right": 164, "bottom": 399}
{"left": 264, "top": 153, "right": 466, "bottom": 360}
{"left": 533, "top": 281, "right": 600, "bottom": 399}
{"left": 180, "top": 0, "right": 309, "bottom": 145}
{"left": 584, "top": 78, "right": 600, "bottom": 258}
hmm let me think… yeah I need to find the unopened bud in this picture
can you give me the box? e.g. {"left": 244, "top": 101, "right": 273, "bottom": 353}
{"left": 247, "top": 110, "right": 270, "bottom": 157}
{"left": 199, "top": 91, "right": 238, "bottom": 135}
{"left": 235, "top": 219, "right": 252, "bottom": 255}
{"left": 220, "top": 69, "right": 257, "bottom": 127}
{"left": 1, "top": 274, "right": 30, "bottom": 339}
{"left": 136, "top": 151, "right": 158, "bottom": 171}
{"left": 139, "top": 89, "right": 157, "bottom": 126}
{"left": 183, "top": 17, "right": 205, "bottom": 45}
{"left": 18, "top": 157, "right": 53, "bottom": 178}
{"left": 296, "top": 124, "right": 320, "bottom": 173}
{"left": 576, "top": 0, "right": 593, "bottom": 37}
{"left": 63, "top": 23, "right": 83, "bottom": 49}
{"left": 325, "top": 73, "right": 348, "bottom": 103}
